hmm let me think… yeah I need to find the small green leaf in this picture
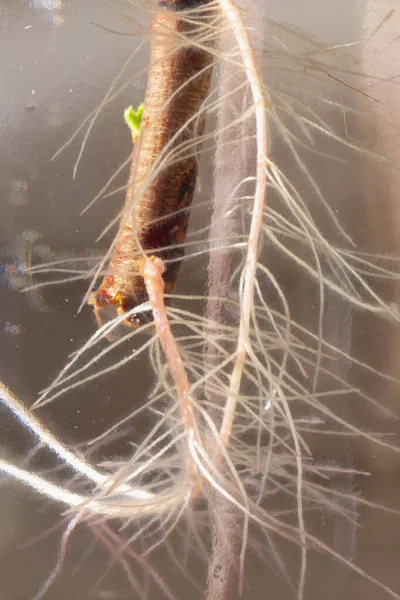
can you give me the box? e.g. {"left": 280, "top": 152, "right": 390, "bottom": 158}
{"left": 124, "top": 102, "right": 145, "bottom": 140}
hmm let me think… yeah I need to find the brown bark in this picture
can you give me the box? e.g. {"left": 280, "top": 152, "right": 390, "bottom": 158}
{"left": 90, "top": 0, "right": 214, "bottom": 328}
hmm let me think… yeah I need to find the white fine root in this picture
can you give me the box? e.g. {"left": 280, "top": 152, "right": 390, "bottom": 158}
{"left": 2, "top": 1, "right": 400, "bottom": 600}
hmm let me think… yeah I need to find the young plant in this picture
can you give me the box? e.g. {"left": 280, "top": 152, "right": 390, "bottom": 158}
{"left": 1, "top": 1, "right": 400, "bottom": 599}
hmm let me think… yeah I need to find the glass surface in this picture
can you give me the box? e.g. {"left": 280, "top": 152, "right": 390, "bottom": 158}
{"left": 1, "top": 1, "right": 399, "bottom": 599}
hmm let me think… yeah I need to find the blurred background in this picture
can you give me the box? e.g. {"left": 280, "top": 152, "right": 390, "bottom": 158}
{"left": 0, "top": 0, "right": 399, "bottom": 598}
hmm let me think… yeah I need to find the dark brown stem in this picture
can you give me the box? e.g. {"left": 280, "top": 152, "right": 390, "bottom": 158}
{"left": 204, "top": 10, "right": 258, "bottom": 597}
{"left": 206, "top": 487, "right": 244, "bottom": 600}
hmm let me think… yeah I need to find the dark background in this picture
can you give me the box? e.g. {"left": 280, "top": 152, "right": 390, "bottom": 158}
{"left": 0, "top": 1, "right": 399, "bottom": 599}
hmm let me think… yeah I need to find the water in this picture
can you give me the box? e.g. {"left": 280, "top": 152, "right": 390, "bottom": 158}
{"left": 1, "top": 1, "right": 399, "bottom": 598}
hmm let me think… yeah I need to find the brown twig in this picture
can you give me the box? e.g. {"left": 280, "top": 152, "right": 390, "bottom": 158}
{"left": 90, "top": 0, "right": 215, "bottom": 329}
